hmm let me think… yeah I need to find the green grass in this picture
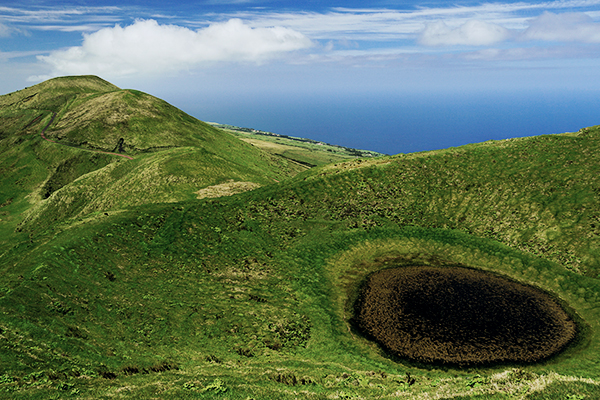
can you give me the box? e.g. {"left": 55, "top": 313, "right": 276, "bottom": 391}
{"left": 211, "top": 122, "right": 385, "bottom": 166}
{"left": 1, "top": 76, "right": 600, "bottom": 399}
{"left": 0, "top": 76, "right": 305, "bottom": 237}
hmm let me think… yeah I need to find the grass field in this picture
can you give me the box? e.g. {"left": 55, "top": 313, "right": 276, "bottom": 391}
{"left": 210, "top": 122, "right": 385, "bottom": 167}
{"left": 1, "top": 76, "right": 599, "bottom": 399}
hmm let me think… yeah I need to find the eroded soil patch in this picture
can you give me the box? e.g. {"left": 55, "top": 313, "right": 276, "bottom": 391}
{"left": 352, "top": 266, "right": 577, "bottom": 366}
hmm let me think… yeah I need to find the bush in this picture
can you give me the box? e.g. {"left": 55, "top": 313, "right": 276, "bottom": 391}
{"left": 202, "top": 378, "right": 227, "bottom": 394}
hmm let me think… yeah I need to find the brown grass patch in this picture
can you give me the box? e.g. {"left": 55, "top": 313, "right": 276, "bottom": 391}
{"left": 196, "top": 180, "right": 261, "bottom": 199}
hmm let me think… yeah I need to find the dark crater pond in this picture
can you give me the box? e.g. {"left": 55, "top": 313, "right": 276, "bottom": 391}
{"left": 352, "top": 266, "right": 577, "bottom": 366}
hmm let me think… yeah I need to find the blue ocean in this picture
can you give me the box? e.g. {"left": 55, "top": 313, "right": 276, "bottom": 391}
{"left": 180, "top": 89, "right": 600, "bottom": 156}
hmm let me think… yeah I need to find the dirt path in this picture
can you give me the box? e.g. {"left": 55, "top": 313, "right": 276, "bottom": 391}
{"left": 40, "top": 112, "right": 133, "bottom": 160}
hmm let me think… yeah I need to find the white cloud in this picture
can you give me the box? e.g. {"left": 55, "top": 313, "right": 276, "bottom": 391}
{"left": 521, "top": 12, "right": 600, "bottom": 43}
{"left": 12, "top": 2, "right": 600, "bottom": 80}
{"left": 0, "top": 6, "right": 121, "bottom": 24}
{"left": 35, "top": 24, "right": 111, "bottom": 33}
{"left": 462, "top": 45, "right": 600, "bottom": 61}
{"left": 35, "top": 18, "right": 313, "bottom": 78}
{"left": 0, "top": 23, "right": 11, "bottom": 37}
{"left": 418, "top": 20, "right": 511, "bottom": 46}
{"left": 228, "top": 1, "right": 600, "bottom": 41}
{"left": 0, "top": 22, "right": 24, "bottom": 37}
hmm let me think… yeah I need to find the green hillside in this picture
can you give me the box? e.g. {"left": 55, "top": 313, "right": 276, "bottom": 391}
{"left": 1, "top": 77, "right": 600, "bottom": 399}
{"left": 0, "top": 76, "right": 308, "bottom": 238}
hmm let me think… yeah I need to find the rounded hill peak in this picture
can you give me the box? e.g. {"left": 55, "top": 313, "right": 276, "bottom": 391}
{"left": 33, "top": 75, "right": 120, "bottom": 93}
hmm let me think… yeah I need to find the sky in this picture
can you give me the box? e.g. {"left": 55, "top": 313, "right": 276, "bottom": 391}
{"left": 2, "top": 1, "right": 600, "bottom": 154}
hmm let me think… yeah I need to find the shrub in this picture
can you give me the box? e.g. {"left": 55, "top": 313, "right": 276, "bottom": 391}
{"left": 202, "top": 378, "right": 227, "bottom": 394}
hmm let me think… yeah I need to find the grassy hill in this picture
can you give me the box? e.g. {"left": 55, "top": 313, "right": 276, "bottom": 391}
{"left": 1, "top": 77, "right": 600, "bottom": 399}
{"left": 0, "top": 76, "right": 312, "bottom": 239}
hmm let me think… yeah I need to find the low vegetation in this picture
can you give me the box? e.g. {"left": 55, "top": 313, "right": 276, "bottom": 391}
{"left": 0, "top": 76, "right": 599, "bottom": 399}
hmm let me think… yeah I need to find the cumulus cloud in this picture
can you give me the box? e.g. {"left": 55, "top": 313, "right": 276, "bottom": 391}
{"left": 36, "top": 18, "right": 313, "bottom": 77}
{"left": 419, "top": 20, "right": 511, "bottom": 46}
{"left": 521, "top": 12, "right": 600, "bottom": 43}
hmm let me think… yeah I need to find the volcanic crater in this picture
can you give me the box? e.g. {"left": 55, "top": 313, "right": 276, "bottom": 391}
{"left": 352, "top": 265, "right": 577, "bottom": 366}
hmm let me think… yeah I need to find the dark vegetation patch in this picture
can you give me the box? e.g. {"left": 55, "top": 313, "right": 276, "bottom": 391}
{"left": 0, "top": 197, "right": 12, "bottom": 208}
{"left": 96, "top": 365, "right": 117, "bottom": 380}
{"left": 249, "top": 294, "right": 267, "bottom": 303}
{"left": 271, "top": 372, "right": 314, "bottom": 386}
{"left": 103, "top": 271, "right": 116, "bottom": 281}
{"left": 205, "top": 354, "right": 221, "bottom": 363}
{"left": 119, "top": 361, "right": 178, "bottom": 376}
{"left": 352, "top": 265, "right": 577, "bottom": 366}
{"left": 149, "top": 361, "right": 178, "bottom": 373}
{"left": 41, "top": 153, "right": 114, "bottom": 199}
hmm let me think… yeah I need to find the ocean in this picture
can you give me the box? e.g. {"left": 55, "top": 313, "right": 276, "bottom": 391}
{"left": 175, "top": 88, "right": 600, "bottom": 156}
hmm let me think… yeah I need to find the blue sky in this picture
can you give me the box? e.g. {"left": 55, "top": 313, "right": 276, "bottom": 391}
{"left": 2, "top": 1, "right": 600, "bottom": 154}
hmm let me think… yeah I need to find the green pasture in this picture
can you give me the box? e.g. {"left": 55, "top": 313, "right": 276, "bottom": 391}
{"left": 212, "top": 122, "right": 385, "bottom": 166}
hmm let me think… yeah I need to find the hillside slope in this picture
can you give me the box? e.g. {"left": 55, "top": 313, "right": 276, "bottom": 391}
{"left": 1, "top": 123, "right": 599, "bottom": 398}
{"left": 1, "top": 77, "right": 599, "bottom": 399}
{"left": 0, "top": 76, "right": 305, "bottom": 236}
{"left": 1, "top": 75, "right": 230, "bottom": 152}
